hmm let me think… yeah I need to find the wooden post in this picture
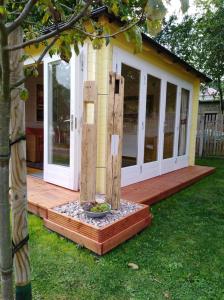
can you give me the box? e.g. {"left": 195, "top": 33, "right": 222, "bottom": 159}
{"left": 106, "top": 73, "right": 124, "bottom": 210}
{"left": 80, "top": 81, "right": 98, "bottom": 203}
{"left": 9, "top": 27, "right": 32, "bottom": 299}
{"left": 199, "top": 115, "right": 205, "bottom": 158}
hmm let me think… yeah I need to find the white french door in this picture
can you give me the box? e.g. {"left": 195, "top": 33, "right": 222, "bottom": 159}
{"left": 114, "top": 48, "right": 163, "bottom": 186}
{"left": 114, "top": 52, "right": 144, "bottom": 186}
{"left": 161, "top": 80, "right": 192, "bottom": 174}
{"left": 43, "top": 51, "right": 84, "bottom": 190}
{"left": 113, "top": 47, "right": 192, "bottom": 187}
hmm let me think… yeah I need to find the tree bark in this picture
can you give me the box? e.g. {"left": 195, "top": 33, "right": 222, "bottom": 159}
{"left": 9, "top": 27, "right": 32, "bottom": 300}
{"left": 0, "top": 23, "right": 14, "bottom": 300}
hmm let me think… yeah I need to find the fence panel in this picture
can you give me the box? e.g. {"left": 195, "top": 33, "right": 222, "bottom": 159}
{"left": 196, "top": 113, "right": 224, "bottom": 157}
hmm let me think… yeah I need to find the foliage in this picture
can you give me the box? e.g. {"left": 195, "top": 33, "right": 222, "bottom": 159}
{"left": 1, "top": 158, "right": 223, "bottom": 300}
{"left": 3, "top": 0, "right": 190, "bottom": 61}
{"left": 156, "top": 0, "right": 224, "bottom": 110}
{"left": 90, "top": 202, "right": 111, "bottom": 212}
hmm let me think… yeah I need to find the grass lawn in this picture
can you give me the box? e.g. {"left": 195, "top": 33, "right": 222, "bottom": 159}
{"left": 2, "top": 158, "right": 224, "bottom": 299}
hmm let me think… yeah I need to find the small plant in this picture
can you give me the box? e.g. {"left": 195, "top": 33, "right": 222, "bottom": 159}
{"left": 81, "top": 201, "right": 111, "bottom": 218}
{"left": 90, "top": 203, "right": 110, "bottom": 213}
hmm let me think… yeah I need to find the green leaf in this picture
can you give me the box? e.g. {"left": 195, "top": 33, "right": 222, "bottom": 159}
{"left": 133, "top": 27, "right": 142, "bottom": 53}
{"left": 125, "top": 26, "right": 142, "bottom": 53}
{"left": 92, "top": 38, "right": 103, "bottom": 50}
{"left": 74, "top": 43, "right": 80, "bottom": 56}
{"left": 111, "top": 3, "right": 119, "bottom": 16}
{"left": 146, "top": 19, "right": 162, "bottom": 36}
{"left": 19, "top": 88, "right": 29, "bottom": 101}
{"left": 42, "top": 11, "right": 51, "bottom": 24}
{"left": 60, "top": 44, "right": 72, "bottom": 63}
{"left": 103, "top": 25, "right": 111, "bottom": 47}
{"left": 19, "top": 54, "right": 30, "bottom": 63}
{"left": 145, "top": 0, "right": 167, "bottom": 21}
{"left": 0, "top": 6, "right": 7, "bottom": 16}
{"left": 124, "top": 31, "right": 131, "bottom": 43}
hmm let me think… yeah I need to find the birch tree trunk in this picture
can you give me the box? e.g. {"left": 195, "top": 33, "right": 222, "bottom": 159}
{"left": 0, "top": 22, "right": 14, "bottom": 300}
{"left": 9, "top": 27, "right": 32, "bottom": 300}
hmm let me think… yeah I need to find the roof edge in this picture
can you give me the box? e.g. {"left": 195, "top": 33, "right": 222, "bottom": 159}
{"left": 91, "top": 6, "right": 212, "bottom": 83}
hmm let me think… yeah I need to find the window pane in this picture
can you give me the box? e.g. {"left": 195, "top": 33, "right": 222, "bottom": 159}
{"left": 48, "top": 61, "right": 70, "bottom": 166}
{"left": 144, "top": 75, "right": 161, "bottom": 163}
{"left": 178, "top": 88, "right": 190, "bottom": 156}
{"left": 163, "top": 82, "right": 177, "bottom": 159}
{"left": 121, "top": 64, "right": 140, "bottom": 167}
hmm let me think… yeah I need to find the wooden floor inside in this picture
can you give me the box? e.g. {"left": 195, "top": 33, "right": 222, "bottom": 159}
{"left": 28, "top": 165, "right": 215, "bottom": 218}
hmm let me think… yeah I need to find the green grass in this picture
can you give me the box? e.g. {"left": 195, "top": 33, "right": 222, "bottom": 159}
{"left": 3, "top": 158, "right": 224, "bottom": 299}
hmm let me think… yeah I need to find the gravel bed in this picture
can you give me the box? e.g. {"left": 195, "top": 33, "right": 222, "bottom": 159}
{"left": 53, "top": 197, "right": 142, "bottom": 228}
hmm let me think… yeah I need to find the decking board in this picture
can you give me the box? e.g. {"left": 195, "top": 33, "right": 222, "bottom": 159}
{"left": 27, "top": 165, "right": 214, "bottom": 254}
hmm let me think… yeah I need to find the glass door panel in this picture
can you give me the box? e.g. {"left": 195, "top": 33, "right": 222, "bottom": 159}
{"left": 163, "top": 82, "right": 177, "bottom": 159}
{"left": 48, "top": 60, "right": 71, "bottom": 166}
{"left": 121, "top": 63, "right": 140, "bottom": 167}
{"left": 144, "top": 75, "right": 161, "bottom": 163}
{"left": 178, "top": 88, "right": 190, "bottom": 156}
{"left": 44, "top": 55, "right": 78, "bottom": 190}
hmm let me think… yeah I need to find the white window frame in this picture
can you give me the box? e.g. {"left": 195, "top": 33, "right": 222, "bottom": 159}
{"left": 113, "top": 46, "right": 193, "bottom": 186}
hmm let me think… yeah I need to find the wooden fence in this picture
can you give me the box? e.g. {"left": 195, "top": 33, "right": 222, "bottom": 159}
{"left": 196, "top": 113, "right": 224, "bottom": 157}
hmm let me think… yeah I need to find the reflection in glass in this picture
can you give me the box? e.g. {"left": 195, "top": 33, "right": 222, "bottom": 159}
{"left": 163, "top": 82, "right": 177, "bottom": 159}
{"left": 178, "top": 88, "right": 189, "bottom": 156}
{"left": 144, "top": 75, "right": 161, "bottom": 163}
{"left": 48, "top": 60, "right": 70, "bottom": 166}
{"left": 121, "top": 64, "right": 140, "bottom": 167}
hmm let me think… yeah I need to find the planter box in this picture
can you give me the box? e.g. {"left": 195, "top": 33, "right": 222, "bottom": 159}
{"left": 44, "top": 202, "right": 151, "bottom": 255}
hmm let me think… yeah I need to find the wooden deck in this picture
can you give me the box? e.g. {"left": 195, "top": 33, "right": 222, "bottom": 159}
{"left": 27, "top": 165, "right": 214, "bottom": 254}
{"left": 28, "top": 165, "right": 214, "bottom": 216}
{"left": 121, "top": 165, "right": 215, "bottom": 205}
{"left": 27, "top": 176, "right": 79, "bottom": 218}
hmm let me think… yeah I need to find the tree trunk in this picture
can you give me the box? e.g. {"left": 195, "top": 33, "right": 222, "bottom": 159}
{"left": 9, "top": 27, "right": 32, "bottom": 300}
{"left": 0, "top": 24, "right": 14, "bottom": 300}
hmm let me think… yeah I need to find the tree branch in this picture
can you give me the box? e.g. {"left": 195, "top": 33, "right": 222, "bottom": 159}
{"left": 36, "top": 35, "right": 58, "bottom": 64}
{"left": 10, "top": 36, "right": 58, "bottom": 90}
{"left": 6, "top": 0, "right": 94, "bottom": 51}
{"left": 6, "top": 0, "right": 38, "bottom": 33}
{"left": 73, "top": 13, "right": 145, "bottom": 40}
{"left": 10, "top": 77, "right": 26, "bottom": 90}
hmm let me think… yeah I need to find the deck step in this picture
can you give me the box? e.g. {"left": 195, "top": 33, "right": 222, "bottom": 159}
{"left": 121, "top": 166, "right": 215, "bottom": 205}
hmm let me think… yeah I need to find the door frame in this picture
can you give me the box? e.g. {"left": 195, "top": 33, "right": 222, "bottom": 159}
{"left": 43, "top": 47, "right": 86, "bottom": 190}
{"left": 113, "top": 46, "right": 193, "bottom": 187}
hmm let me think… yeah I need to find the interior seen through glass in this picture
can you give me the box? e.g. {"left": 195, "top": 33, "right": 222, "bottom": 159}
{"left": 178, "top": 88, "right": 190, "bottom": 156}
{"left": 163, "top": 82, "right": 177, "bottom": 159}
{"left": 144, "top": 75, "right": 161, "bottom": 163}
{"left": 121, "top": 63, "right": 140, "bottom": 167}
{"left": 48, "top": 60, "right": 71, "bottom": 166}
